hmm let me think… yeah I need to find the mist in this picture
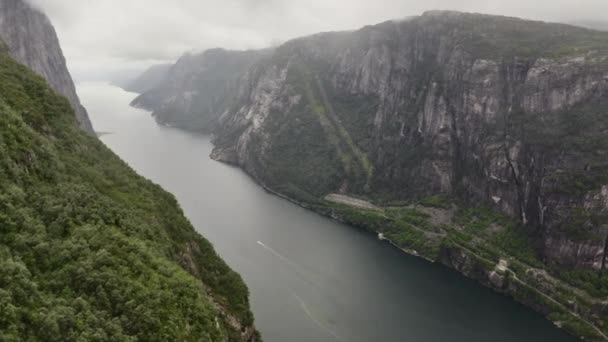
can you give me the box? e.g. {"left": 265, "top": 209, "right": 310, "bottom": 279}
{"left": 27, "top": 0, "right": 608, "bottom": 82}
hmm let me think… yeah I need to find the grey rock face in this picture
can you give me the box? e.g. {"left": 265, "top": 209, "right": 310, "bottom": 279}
{"left": 212, "top": 12, "right": 608, "bottom": 269}
{"left": 0, "top": 0, "right": 94, "bottom": 133}
{"left": 136, "top": 11, "right": 608, "bottom": 271}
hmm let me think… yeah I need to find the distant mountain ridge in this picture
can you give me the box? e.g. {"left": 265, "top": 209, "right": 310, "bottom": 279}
{"left": 0, "top": 0, "right": 94, "bottom": 133}
{"left": 121, "top": 63, "right": 173, "bottom": 94}
{"left": 131, "top": 48, "right": 273, "bottom": 133}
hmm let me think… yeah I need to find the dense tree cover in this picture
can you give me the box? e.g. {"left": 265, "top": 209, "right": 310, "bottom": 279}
{"left": 0, "top": 51, "right": 254, "bottom": 340}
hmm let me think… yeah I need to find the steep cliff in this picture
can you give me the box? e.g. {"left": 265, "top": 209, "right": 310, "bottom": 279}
{"left": 0, "top": 45, "right": 259, "bottom": 340}
{"left": 212, "top": 11, "right": 608, "bottom": 266}
{"left": 132, "top": 48, "right": 272, "bottom": 133}
{"left": 136, "top": 11, "right": 608, "bottom": 340}
{"left": 0, "top": 0, "right": 94, "bottom": 133}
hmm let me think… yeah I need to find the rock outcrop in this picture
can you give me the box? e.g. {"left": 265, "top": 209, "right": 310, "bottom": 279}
{"left": 0, "top": 0, "right": 94, "bottom": 133}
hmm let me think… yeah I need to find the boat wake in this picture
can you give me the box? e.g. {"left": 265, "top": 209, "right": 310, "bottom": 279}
{"left": 293, "top": 293, "right": 345, "bottom": 342}
{"left": 256, "top": 241, "right": 302, "bottom": 270}
{"left": 256, "top": 240, "right": 323, "bottom": 289}
{"left": 257, "top": 241, "right": 345, "bottom": 341}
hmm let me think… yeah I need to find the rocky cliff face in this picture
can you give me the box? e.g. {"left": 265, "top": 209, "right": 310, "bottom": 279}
{"left": 132, "top": 48, "right": 272, "bottom": 133}
{"left": 136, "top": 11, "right": 608, "bottom": 340}
{"left": 0, "top": 0, "right": 94, "bottom": 133}
{"left": 213, "top": 11, "right": 608, "bottom": 269}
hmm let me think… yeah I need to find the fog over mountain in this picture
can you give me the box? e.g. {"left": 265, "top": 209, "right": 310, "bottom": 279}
{"left": 26, "top": 0, "right": 608, "bottom": 81}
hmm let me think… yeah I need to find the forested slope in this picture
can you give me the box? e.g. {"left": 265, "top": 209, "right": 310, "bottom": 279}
{"left": 0, "top": 46, "right": 258, "bottom": 341}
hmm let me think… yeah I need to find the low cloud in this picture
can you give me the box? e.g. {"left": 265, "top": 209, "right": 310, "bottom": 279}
{"left": 27, "top": 0, "right": 608, "bottom": 81}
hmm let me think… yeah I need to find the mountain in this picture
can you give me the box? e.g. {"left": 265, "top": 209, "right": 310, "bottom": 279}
{"left": 132, "top": 48, "right": 272, "bottom": 133}
{"left": 0, "top": 43, "right": 259, "bottom": 341}
{"left": 0, "top": 0, "right": 93, "bottom": 133}
{"left": 136, "top": 11, "right": 608, "bottom": 340}
{"left": 120, "top": 63, "right": 173, "bottom": 94}
{"left": 0, "top": 0, "right": 258, "bottom": 339}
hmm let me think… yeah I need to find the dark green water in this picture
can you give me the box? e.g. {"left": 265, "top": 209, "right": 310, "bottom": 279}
{"left": 81, "top": 82, "right": 577, "bottom": 342}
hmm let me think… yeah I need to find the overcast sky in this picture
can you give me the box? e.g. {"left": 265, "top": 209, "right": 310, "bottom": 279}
{"left": 26, "top": 0, "right": 608, "bottom": 82}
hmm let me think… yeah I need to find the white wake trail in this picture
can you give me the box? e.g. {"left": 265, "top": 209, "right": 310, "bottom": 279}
{"left": 256, "top": 241, "right": 345, "bottom": 341}
{"left": 293, "top": 293, "right": 345, "bottom": 342}
{"left": 257, "top": 240, "right": 301, "bottom": 270}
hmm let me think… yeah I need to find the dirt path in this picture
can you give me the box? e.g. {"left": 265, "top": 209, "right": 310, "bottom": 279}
{"left": 324, "top": 193, "right": 379, "bottom": 210}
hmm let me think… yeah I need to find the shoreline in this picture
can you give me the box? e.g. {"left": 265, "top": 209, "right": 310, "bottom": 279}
{"left": 209, "top": 149, "right": 606, "bottom": 341}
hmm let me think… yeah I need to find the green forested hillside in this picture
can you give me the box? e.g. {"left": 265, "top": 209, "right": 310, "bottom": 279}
{"left": 0, "top": 50, "right": 256, "bottom": 340}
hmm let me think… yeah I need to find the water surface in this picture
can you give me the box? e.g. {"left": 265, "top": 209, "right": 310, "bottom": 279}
{"left": 80, "top": 82, "right": 576, "bottom": 342}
